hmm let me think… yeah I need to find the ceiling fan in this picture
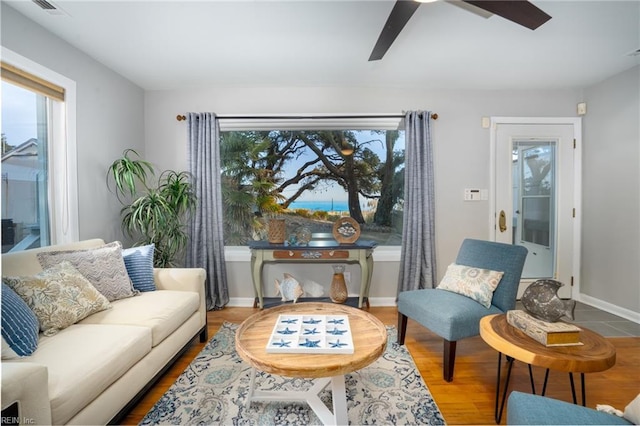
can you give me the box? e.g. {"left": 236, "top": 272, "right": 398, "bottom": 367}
{"left": 369, "top": 0, "right": 552, "bottom": 61}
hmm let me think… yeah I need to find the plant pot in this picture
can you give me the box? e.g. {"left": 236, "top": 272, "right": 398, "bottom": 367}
{"left": 330, "top": 265, "right": 348, "bottom": 304}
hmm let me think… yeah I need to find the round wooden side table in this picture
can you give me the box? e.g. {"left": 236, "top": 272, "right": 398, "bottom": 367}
{"left": 235, "top": 302, "right": 387, "bottom": 425}
{"left": 480, "top": 313, "right": 616, "bottom": 423}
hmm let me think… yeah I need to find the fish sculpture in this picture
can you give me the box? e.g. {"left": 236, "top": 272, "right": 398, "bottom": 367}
{"left": 522, "top": 279, "right": 576, "bottom": 322}
{"left": 275, "top": 273, "right": 304, "bottom": 303}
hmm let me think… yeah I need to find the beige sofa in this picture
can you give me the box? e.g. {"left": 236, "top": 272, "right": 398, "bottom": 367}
{"left": 1, "top": 239, "right": 207, "bottom": 425}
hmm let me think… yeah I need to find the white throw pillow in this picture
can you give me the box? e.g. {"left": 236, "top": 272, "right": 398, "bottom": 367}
{"left": 437, "top": 263, "right": 504, "bottom": 308}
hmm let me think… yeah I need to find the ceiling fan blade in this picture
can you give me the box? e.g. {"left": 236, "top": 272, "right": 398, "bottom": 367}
{"left": 463, "top": 1, "right": 551, "bottom": 30}
{"left": 446, "top": 0, "right": 493, "bottom": 19}
{"left": 369, "top": 0, "right": 421, "bottom": 61}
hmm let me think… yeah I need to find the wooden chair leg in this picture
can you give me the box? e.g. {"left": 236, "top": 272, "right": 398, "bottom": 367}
{"left": 443, "top": 339, "right": 457, "bottom": 382}
{"left": 397, "top": 313, "right": 408, "bottom": 345}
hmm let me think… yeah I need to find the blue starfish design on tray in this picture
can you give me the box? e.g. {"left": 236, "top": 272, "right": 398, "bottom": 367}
{"left": 272, "top": 339, "right": 291, "bottom": 348}
{"left": 303, "top": 318, "right": 322, "bottom": 324}
{"left": 280, "top": 318, "right": 298, "bottom": 324}
{"left": 329, "top": 340, "right": 348, "bottom": 348}
{"left": 299, "top": 338, "right": 321, "bottom": 348}
{"left": 303, "top": 327, "right": 320, "bottom": 335}
{"left": 327, "top": 319, "right": 345, "bottom": 325}
{"left": 276, "top": 327, "right": 296, "bottom": 335}
{"left": 327, "top": 328, "right": 347, "bottom": 335}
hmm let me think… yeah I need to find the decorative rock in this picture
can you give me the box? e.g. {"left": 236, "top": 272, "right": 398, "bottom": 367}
{"left": 521, "top": 279, "right": 576, "bottom": 322}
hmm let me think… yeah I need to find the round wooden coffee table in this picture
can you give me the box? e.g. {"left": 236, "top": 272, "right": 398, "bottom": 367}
{"left": 236, "top": 302, "right": 387, "bottom": 425}
{"left": 480, "top": 313, "right": 616, "bottom": 423}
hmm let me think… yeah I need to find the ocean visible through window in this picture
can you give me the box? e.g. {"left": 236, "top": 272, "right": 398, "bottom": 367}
{"left": 220, "top": 129, "right": 405, "bottom": 246}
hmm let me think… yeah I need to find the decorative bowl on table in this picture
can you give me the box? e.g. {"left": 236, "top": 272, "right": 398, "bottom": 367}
{"left": 332, "top": 217, "right": 360, "bottom": 244}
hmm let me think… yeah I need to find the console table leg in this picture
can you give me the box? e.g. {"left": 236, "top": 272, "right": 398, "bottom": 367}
{"left": 581, "top": 373, "right": 586, "bottom": 406}
{"left": 495, "top": 353, "right": 514, "bottom": 424}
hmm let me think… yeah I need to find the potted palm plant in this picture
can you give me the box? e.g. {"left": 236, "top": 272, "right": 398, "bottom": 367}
{"left": 107, "top": 149, "right": 196, "bottom": 267}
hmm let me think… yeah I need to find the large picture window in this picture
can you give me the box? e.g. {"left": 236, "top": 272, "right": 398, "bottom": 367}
{"left": 220, "top": 125, "right": 405, "bottom": 246}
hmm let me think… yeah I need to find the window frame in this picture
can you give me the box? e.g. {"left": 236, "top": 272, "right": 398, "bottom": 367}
{"left": 1, "top": 47, "right": 79, "bottom": 245}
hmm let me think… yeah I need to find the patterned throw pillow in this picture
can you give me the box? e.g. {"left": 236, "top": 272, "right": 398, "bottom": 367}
{"left": 37, "top": 241, "right": 138, "bottom": 302}
{"left": 122, "top": 244, "right": 156, "bottom": 292}
{"left": 1, "top": 283, "right": 39, "bottom": 358}
{"left": 3, "top": 262, "right": 111, "bottom": 336}
{"left": 437, "top": 263, "right": 504, "bottom": 308}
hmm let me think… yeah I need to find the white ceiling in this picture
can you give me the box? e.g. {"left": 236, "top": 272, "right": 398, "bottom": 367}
{"left": 5, "top": 0, "right": 640, "bottom": 91}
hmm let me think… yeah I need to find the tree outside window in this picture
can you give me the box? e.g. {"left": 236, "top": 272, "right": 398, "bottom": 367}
{"left": 220, "top": 129, "right": 405, "bottom": 246}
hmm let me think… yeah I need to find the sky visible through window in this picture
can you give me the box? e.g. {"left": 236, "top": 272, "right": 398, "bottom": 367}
{"left": 2, "top": 82, "right": 37, "bottom": 148}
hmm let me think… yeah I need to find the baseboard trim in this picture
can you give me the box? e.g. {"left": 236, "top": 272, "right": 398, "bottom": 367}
{"left": 577, "top": 293, "right": 640, "bottom": 323}
{"left": 227, "top": 297, "right": 398, "bottom": 307}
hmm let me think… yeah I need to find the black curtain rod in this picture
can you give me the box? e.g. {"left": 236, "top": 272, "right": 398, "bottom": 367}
{"left": 176, "top": 113, "right": 438, "bottom": 121}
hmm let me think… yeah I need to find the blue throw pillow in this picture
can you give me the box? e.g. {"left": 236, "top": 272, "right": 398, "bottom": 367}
{"left": 1, "top": 282, "right": 39, "bottom": 357}
{"left": 122, "top": 244, "right": 156, "bottom": 292}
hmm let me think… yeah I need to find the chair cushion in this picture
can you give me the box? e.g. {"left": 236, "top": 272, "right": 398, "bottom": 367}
{"left": 36, "top": 241, "right": 138, "bottom": 302}
{"left": 455, "top": 239, "right": 528, "bottom": 312}
{"left": 1, "top": 283, "right": 39, "bottom": 358}
{"left": 507, "top": 391, "right": 633, "bottom": 425}
{"left": 397, "top": 288, "right": 502, "bottom": 341}
{"left": 3, "top": 262, "right": 112, "bottom": 336}
{"left": 437, "top": 263, "right": 504, "bottom": 308}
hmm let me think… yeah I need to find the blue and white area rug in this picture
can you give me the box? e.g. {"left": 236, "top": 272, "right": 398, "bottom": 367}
{"left": 140, "top": 322, "right": 445, "bottom": 425}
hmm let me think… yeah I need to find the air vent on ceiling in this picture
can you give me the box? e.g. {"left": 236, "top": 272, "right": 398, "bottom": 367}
{"left": 32, "top": 0, "right": 67, "bottom": 15}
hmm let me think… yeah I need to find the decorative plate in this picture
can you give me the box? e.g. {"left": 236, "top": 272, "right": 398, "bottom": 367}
{"left": 332, "top": 217, "right": 361, "bottom": 244}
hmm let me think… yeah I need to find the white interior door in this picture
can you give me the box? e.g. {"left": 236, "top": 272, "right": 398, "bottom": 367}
{"left": 491, "top": 119, "right": 580, "bottom": 299}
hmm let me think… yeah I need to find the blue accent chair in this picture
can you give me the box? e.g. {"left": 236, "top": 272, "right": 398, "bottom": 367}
{"left": 507, "top": 391, "right": 632, "bottom": 425}
{"left": 397, "top": 238, "right": 528, "bottom": 382}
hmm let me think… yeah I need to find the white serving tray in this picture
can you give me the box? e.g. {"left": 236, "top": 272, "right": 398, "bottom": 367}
{"left": 266, "top": 314, "right": 354, "bottom": 354}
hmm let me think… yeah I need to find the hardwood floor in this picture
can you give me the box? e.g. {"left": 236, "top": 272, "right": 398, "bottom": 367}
{"left": 121, "top": 306, "right": 640, "bottom": 425}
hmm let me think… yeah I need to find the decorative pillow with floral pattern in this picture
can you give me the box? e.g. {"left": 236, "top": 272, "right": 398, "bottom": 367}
{"left": 437, "top": 263, "right": 504, "bottom": 308}
{"left": 3, "top": 261, "right": 111, "bottom": 336}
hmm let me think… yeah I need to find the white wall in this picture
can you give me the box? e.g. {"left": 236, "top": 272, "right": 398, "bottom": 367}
{"left": 1, "top": 3, "right": 145, "bottom": 244}
{"left": 582, "top": 65, "right": 640, "bottom": 313}
{"left": 144, "top": 86, "right": 585, "bottom": 302}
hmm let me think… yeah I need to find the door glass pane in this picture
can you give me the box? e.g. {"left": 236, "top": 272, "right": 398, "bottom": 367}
{"left": 512, "top": 140, "right": 555, "bottom": 278}
{"left": 1, "top": 81, "right": 50, "bottom": 252}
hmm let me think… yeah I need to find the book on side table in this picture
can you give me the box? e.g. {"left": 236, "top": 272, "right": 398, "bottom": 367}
{"left": 506, "top": 310, "right": 582, "bottom": 347}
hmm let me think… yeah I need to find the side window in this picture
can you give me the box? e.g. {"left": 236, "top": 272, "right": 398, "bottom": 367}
{"left": 1, "top": 54, "right": 78, "bottom": 252}
{"left": 1, "top": 81, "right": 51, "bottom": 251}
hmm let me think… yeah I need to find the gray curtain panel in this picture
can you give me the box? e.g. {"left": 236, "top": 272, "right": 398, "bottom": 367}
{"left": 186, "top": 112, "right": 229, "bottom": 310}
{"left": 397, "top": 111, "right": 437, "bottom": 293}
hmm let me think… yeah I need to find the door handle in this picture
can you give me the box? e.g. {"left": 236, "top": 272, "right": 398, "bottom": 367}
{"left": 499, "top": 210, "right": 507, "bottom": 233}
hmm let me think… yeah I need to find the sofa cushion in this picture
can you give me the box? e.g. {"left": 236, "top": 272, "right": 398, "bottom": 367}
{"left": 13, "top": 323, "right": 152, "bottom": 425}
{"left": 3, "top": 262, "right": 112, "bottom": 336}
{"left": 1, "top": 283, "right": 39, "bottom": 358}
{"left": 437, "top": 262, "right": 504, "bottom": 308}
{"left": 36, "top": 241, "right": 138, "bottom": 302}
{"left": 79, "top": 290, "right": 199, "bottom": 346}
{"left": 122, "top": 244, "right": 156, "bottom": 292}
